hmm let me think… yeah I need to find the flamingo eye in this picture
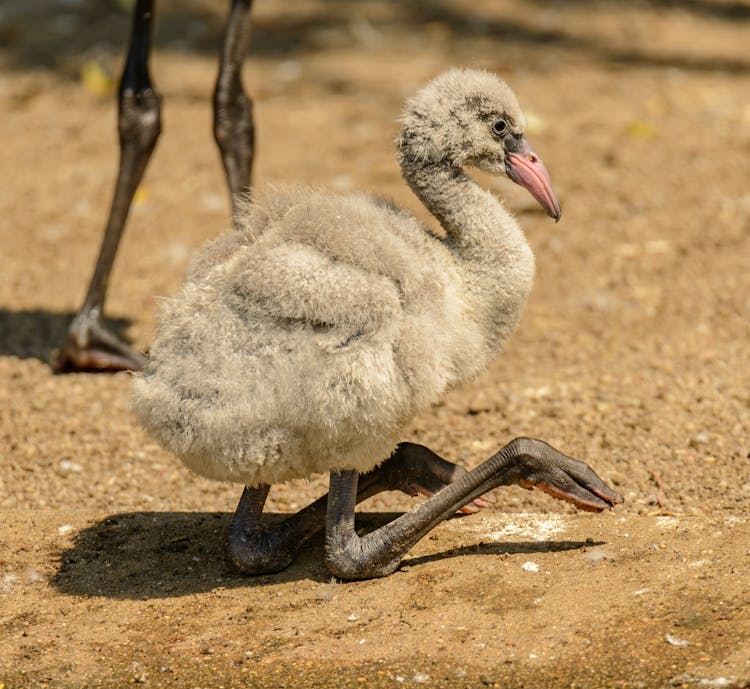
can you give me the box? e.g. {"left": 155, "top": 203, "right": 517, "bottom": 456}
{"left": 492, "top": 119, "right": 507, "bottom": 137}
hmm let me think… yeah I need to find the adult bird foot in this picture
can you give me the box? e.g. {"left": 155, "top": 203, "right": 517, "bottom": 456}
{"left": 51, "top": 312, "right": 146, "bottom": 373}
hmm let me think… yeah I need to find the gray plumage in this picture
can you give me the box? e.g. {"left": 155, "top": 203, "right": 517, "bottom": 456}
{"left": 131, "top": 69, "right": 543, "bottom": 488}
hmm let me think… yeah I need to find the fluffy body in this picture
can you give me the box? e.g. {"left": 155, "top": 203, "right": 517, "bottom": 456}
{"left": 131, "top": 69, "right": 536, "bottom": 486}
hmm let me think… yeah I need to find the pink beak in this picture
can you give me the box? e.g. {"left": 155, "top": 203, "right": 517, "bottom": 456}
{"left": 507, "top": 139, "right": 562, "bottom": 222}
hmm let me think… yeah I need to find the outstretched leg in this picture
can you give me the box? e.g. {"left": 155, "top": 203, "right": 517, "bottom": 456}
{"left": 325, "top": 438, "right": 623, "bottom": 580}
{"left": 227, "top": 447, "right": 495, "bottom": 574}
{"left": 213, "top": 0, "right": 254, "bottom": 213}
{"left": 53, "top": 0, "right": 161, "bottom": 372}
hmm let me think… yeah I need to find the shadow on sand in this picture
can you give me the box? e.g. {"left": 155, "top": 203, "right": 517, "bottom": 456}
{"left": 0, "top": 308, "right": 134, "bottom": 365}
{"left": 51, "top": 510, "right": 600, "bottom": 599}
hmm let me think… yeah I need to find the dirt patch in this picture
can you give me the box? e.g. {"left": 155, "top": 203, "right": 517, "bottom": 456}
{"left": 2, "top": 509, "right": 749, "bottom": 688}
{"left": 1, "top": 0, "right": 749, "bottom": 687}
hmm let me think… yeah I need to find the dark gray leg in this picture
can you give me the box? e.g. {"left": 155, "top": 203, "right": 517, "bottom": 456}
{"left": 372, "top": 442, "right": 496, "bottom": 515}
{"left": 213, "top": 0, "right": 254, "bottom": 213}
{"left": 227, "top": 447, "right": 495, "bottom": 575}
{"left": 53, "top": 0, "right": 160, "bottom": 372}
{"left": 325, "top": 438, "right": 624, "bottom": 580}
{"left": 54, "top": 0, "right": 255, "bottom": 372}
{"left": 227, "top": 484, "right": 328, "bottom": 574}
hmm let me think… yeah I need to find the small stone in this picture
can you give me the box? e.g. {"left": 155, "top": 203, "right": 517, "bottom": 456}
{"left": 665, "top": 632, "right": 689, "bottom": 647}
{"left": 521, "top": 561, "right": 540, "bottom": 572}
{"left": 690, "top": 431, "right": 709, "bottom": 446}
{"left": 130, "top": 661, "right": 147, "bottom": 683}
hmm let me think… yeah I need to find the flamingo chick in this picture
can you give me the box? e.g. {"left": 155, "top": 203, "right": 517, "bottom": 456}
{"left": 131, "top": 69, "right": 622, "bottom": 580}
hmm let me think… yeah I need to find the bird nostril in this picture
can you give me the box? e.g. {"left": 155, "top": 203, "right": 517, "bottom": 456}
{"left": 527, "top": 153, "right": 538, "bottom": 163}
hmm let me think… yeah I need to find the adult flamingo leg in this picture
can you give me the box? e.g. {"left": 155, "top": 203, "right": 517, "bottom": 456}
{"left": 53, "top": 0, "right": 160, "bottom": 372}
{"left": 54, "top": 0, "right": 255, "bottom": 372}
{"left": 213, "top": 0, "right": 255, "bottom": 212}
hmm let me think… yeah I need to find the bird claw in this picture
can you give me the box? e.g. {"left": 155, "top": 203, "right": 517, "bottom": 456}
{"left": 52, "top": 343, "right": 146, "bottom": 373}
{"left": 52, "top": 313, "right": 146, "bottom": 372}
{"left": 518, "top": 458, "right": 623, "bottom": 513}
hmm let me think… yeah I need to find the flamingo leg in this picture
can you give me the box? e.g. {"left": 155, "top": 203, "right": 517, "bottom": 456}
{"left": 55, "top": 0, "right": 256, "bottom": 372}
{"left": 226, "top": 446, "right": 496, "bottom": 575}
{"left": 53, "top": 0, "right": 160, "bottom": 372}
{"left": 325, "top": 438, "right": 623, "bottom": 580}
{"left": 213, "top": 0, "right": 255, "bottom": 213}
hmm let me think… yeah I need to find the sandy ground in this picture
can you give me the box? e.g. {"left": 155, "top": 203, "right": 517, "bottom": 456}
{"left": 1, "top": 0, "right": 749, "bottom": 687}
